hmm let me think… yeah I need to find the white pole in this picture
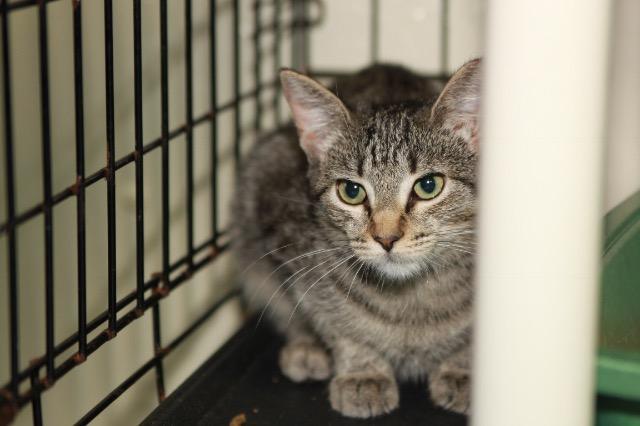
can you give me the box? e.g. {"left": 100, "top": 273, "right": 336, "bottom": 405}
{"left": 473, "top": 2, "right": 611, "bottom": 426}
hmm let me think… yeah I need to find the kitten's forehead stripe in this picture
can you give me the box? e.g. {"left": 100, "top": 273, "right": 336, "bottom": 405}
{"left": 331, "top": 105, "right": 476, "bottom": 211}
{"left": 408, "top": 151, "right": 417, "bottom": 174}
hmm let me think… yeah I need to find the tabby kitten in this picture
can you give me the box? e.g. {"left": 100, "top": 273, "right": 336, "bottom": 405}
{"left": 234, "top": 59, "right": 481, "bottom": 418}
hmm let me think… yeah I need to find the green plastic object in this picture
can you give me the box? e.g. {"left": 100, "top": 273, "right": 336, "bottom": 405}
{"left": 597, "top": 190, "right": 640, "bottom": 425}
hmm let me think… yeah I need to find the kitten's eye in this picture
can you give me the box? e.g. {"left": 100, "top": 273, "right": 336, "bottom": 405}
{"left": 413, "top": 174, "right": 445, "bottom": 200}
{"left": 337, "top": 180, "right": 367, "bottom": 205}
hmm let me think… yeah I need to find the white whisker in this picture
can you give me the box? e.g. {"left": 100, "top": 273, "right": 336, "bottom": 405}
{"left": 288, "top": 255, "right": 354, "bottom": 325}
{"left": 240, "top": 243, "right": 295, "bottom": 276}
{"left": 255, "top": 265, "right": 309, "bottom": 328}
{"left": 247, "top": 246, "right": 348, "bottom": 305}
{"left": 282, "top": 255, "right": 336, "bottom": 294}
{"left": 346, "top": 260, "right": 365, "bottom": 302}
{"left": 379, "top": 274, "right": 388, "bottom": 293}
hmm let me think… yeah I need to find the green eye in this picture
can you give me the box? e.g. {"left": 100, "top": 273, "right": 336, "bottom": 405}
{"left": 337, "top": 180, "right": 367, "bottom": 205}
{"left": 413, "top": 174, "right": 445, "bottom": 200}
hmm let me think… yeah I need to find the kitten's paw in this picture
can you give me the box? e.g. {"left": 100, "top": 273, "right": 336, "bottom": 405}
{"left": 428, "top": 368, "right": 471, "bottom": 414}
{"left": 279, "top": 341, "right": 331, "bottom": 382}
{"left": 329, "top": 372, "right": 399, "bottom": 418}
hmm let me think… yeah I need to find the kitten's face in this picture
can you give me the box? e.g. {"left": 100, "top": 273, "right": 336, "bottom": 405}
{"left": 280, "top": 59, "right": 481, "bottom": 281}
{"left": 316, "top": 108, "right": 477, "bottom": 280}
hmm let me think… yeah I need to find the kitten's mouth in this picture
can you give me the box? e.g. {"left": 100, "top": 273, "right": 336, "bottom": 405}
{"left": 366, "top": 254, "right": 423, "bottom": 281}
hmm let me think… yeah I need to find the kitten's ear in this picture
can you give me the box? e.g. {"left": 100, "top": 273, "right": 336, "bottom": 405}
{"left": 280, "top": 69, "right": 350, "bottom": 163}
{"left": 430, "top": 58, "right": 482, "bottom": 148}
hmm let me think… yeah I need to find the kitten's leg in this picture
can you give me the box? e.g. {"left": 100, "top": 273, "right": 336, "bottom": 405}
{"left": 329, "top": 338, "right": 399, "bottom": 418}
{"left": 244, "top": 267, "right": 331, "bottom": 382}
{"left": 428, "top": 346, "right": 471, "bottom": 414}
{"left": 278, "top": 325, "right": 331, "bottom": 383}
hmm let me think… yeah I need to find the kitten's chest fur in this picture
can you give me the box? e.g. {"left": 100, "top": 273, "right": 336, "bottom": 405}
{"left": 308, "top": 263, "right": 473, "bottom": 378}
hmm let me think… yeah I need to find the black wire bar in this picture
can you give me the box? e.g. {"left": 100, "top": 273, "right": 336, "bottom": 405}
{"left": 37, "top": 0, "right": 55, "bottom": 385}
{"left": 133, "top": 0, "right": 144, "bottom": 312}
{"left": 1, "top": 0, "right": 19, "bottom": 400}
{"left": 272, "top": 0, "right": 283, "bottom": 125}
{"left": 29, "top": 372, "right": 42, "bottom": 426}
{"left": 155, "top": 0, "right": 170, "bottom": 405}
{"left": 185, "top": 0, "right": 195, "bottom": 270}
{"left": 232, "top": 0, "right": 241, "bottom": 170}
{"left": 253, "top": 0, "right": 263, "bottom": 132}
{"left": 104, "top": 0, "right": 118, "bottom": 336}
{"left": 209, "top": 0, "right": 219, "bottom": 240}
{"left": 73, "top": 0, "right": 88, "bottom": 361}
{"left": 2, "top": 0, "right": 58, "bottom": 12}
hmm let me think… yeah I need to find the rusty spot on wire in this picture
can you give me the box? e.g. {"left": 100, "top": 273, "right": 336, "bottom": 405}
{"left": 134, "top": 307, "right": 145, "bottom": 318}
{"left": 40, "top": 377, "right": 54, "bottom": 390}
{"left": 0, "top": 389, "right": 18, "bottom": 426}
{"left": 151, "top": 271, "right": 163, "bottom": 281}
{"left": 72, "top": 353, "right": 86, "bottom": 364}
{"left": 28, "top": 357, "right": 44, "bottom": 367}
{"left": 70, "top": 176, "right": 83, "bottom": 195}
{"left": 155, "top": 346, "right": 169, "bottom": 357}
{"left": 104, "top": 329, "right": 117, "bottom": 340}
{"left": 153, "top": 286, "right": 170, "bottom": 298}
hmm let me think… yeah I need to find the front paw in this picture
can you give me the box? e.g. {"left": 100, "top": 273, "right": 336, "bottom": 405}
{"left": 428, "top": 368, "right": 470, "bottom": 414}
{"left": 329, "top": 372, "right": 399, "bottom": 418}
{"left": 279, "top": 341, "right": 331, "bottom": 382}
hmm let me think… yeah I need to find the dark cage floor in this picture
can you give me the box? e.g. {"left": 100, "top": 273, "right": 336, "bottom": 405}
{"left": 143, "top": 318, "right": 467, "bottom": 425}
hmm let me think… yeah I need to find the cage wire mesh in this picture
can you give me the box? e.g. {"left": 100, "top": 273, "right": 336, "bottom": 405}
{"left": 0, "top": 0, "right": 483, "bottom": 424}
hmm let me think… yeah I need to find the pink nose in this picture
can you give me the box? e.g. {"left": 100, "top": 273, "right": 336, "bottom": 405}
{"left": 373, "top": 234, "right": 401, "bottom": 252}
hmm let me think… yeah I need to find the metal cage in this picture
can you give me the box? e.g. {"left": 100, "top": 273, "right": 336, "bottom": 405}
{"left": 0, "top": 0, "right": 454, "bottom": 424}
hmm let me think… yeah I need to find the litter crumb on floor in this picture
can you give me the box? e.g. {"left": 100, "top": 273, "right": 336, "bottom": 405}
{"left": 229, "top": 413, "right": 246, "bottom": 426}
{"left": 252, "top": 407, "right": 259, "bottom": 414}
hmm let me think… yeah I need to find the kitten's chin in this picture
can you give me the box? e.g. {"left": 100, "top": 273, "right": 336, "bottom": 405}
{"left": 370, "top": 259, "right": 424, "bottom": 281}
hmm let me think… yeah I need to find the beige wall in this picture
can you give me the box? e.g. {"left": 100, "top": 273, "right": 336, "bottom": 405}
{"left": 0, "top": 0, "right": 637, "bottom": 424}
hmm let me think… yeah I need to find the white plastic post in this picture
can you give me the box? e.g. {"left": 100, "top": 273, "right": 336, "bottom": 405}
{"left": 473, "top": 2, "right": 611, "bottom": 426}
